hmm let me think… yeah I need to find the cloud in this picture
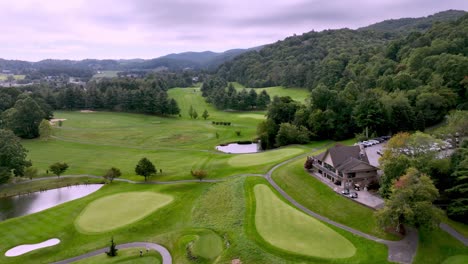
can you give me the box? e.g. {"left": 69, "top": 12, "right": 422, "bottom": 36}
{"left": 0, "top": 0, "right": 466, "bottom": 60}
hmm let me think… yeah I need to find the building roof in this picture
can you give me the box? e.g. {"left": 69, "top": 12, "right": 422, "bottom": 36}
{"left": 315, "top": 144, "right": 376, "bottom": 172}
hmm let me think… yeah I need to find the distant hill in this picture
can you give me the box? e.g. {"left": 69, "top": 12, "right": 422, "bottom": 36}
{"left": 359, "top": 10, "right": 466, "bottom": 33}
{"left": 136, "top": 47, "right": 263, "bottom": 70}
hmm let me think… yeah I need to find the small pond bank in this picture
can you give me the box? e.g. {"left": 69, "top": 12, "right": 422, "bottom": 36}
{"left": 0, "top": 184, "right": 103, "bottom": 221}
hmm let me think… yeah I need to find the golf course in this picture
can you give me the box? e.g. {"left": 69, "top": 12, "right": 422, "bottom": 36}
{"left": 0, "top": 86, "right": 467, "bottom": 264}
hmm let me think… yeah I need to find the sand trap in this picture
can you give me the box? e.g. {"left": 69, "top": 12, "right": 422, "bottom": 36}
{"left": 5, "top": 238, "right": 60, "bottom": 257}
{"left": 80, "top": 110, "right": 95, "bottom": 113}
{"left": 49, "top": 118, "right": 67, "bottom": 125}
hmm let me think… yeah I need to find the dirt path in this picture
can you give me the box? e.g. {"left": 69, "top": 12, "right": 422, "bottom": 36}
{"left": 52, "top": 242, "right": 171, "bottom": 264}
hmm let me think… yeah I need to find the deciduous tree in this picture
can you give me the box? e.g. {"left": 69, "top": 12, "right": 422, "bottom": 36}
{"left": 135, "top": 158, "right": 156, "bottom": 181}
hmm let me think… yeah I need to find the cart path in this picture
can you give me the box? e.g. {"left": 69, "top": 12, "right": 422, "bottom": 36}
{"left": 7, "top": 145, "right": 421, "bottom": 263}
{"left": 52, "top": 242, "right": 171, "bottom": 264}
{"left": 440, "top": 223, "right": 468, "bottom": 246}
{"left": 264, "top": 154, "right": 418, "bottom": 264}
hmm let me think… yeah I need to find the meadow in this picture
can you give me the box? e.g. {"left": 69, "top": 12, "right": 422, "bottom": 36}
{"left": 1, "top": 86, "right": 467, "bottom": 263}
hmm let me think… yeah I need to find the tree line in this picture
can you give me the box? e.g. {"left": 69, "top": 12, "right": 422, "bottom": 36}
{"left": 218, "top": 15, "right": 468, "bottom": 144}
{"left": 201, "top": 78, "right": 271, "bottom": 110}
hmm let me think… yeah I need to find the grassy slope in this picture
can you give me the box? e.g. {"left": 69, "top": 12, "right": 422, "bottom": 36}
{"left": 191, "top": 231, "right": 223, "bottom": 259}
{"left": 232, "top": 82, "right": 310, "bottom": 103}
{"left": 244, "top": 177, "right": 390, "bottom": 264}
{"left": 414, "top": 227, "right": 468, "bottom": 264}
{"left": 272, "top": 157, "right": 398, "bottom": 240}
{"left": 74, "top": 248, "right": 162, "bottom": 264}
{"left": 254, "top": 184, "right": 356, "bottom": 258}
{"left": 0, "top": 182, "right": 205, "bottom": 264}
{"left": 76, "top": 192, "right": 173, "bottom": 233}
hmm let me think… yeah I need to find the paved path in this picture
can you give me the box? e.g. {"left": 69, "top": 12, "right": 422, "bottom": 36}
{"left": 263, "top": 150, "right": 418, "bottom": 264}
{"left": 440, "top": 223, "right": 468, "bottom": 246}
{"left": 6, "top": 144, "right": 421, "bottom": 263}
{"left": 52, "top": 242, "right": 172, "bottom": 264}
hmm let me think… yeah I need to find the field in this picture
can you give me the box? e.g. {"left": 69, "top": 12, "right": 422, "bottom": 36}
{"left": 92, "top": 71, "right": 120, "bottom": 79}
{"left": 22, "top": 87, "right": 312, "bottom": 181}
{"left": 254, "top": 184, "right": 356, "bottom": 258}
{"left": 2, "top": 86, "right": 468, "bottom": 263}
{"left": 0, "top": 74, "right": 26, "bottom": 81}
{"left": 232, "top": 82, "right": 310, "bottom": 103}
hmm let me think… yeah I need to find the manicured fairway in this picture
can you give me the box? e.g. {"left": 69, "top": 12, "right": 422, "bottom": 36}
{"left": 228, "top": 148, "right": 303, "bottom": 167}
{"left": 233, "top": 83, "right": 310, "bottom": 103}
{"left": 272, "top": 157, "right": 398, "bottom": 240}
{"left": 76, "top": 192, "right": 173, "bottom": 233}
{"left": 253, "top": 184, "right": 356, "bottom": 258}
{"left": 191, "top": 231, "right": 223, "bottom": 259}
{"left": 442, "top": 255, "right": 468, "bottom": 264}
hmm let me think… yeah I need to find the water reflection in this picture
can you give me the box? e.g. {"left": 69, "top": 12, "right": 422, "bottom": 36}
{"left": 0, "top": 184, "right": 103, "bottom": 221}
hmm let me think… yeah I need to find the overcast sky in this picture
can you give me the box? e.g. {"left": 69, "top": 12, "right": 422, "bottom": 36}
{"left": 1, "top": 0, "right": 467, "bottom": 61}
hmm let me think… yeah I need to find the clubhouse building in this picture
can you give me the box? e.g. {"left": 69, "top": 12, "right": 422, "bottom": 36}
{"left": 307, "top": 144, "right": 379, "bottom": 190}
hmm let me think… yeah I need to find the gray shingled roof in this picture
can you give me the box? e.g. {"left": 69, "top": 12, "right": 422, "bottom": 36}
{"left": 315, "top": 144, "right": 371, "bottom": 168}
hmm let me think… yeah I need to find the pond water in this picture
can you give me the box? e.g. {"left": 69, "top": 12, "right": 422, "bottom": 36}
{"left": 5, "top": 238, "right": 60, "bottom": 257}
{"left": 216, "top": 143, "right": 261, "bottom": 154}
{"left": 0, "top": 184, "right": 103, "bottom": 221}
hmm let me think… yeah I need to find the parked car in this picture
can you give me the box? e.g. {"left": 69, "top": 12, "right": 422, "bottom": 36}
{"left": 350, "top": 192, "right": 358, "bottom": 199}
{"left": 341, "top": 189, "right": 350, "bottom": 196}
{"left": 368, "top": 139, "right": 379, "bottom": 145}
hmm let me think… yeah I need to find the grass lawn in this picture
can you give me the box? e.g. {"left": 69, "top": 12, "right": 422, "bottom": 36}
{"left": 228, "top": 147, "right": 304, "bottom": 167}
{"left": 232, "top": 82, "right": 310, "bottom": 103}
{"left": 254, "top": 184, "right": 356, "bottom": 258}
{"left": 22, "top": 91, "right": 315, "bottom": 180}
{"left": 191, "top": 231, "right": 223, "bottom": 259}
{"left": 76, "top": 192, "right": 173, "bottom": 233}
{"left": 74, "top": 247, "right": 162, "bottom": 264}
{"left": 442, "top": 255, "right": 468, "bottom": 264}
{"left": 414, "top": 227, "right": 468, "bottom": 264}
{"left": 272, "top": 156, "right": 398, "bottom": 240}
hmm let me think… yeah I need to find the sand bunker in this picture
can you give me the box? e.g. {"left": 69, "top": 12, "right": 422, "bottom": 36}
{"left": 80, "top": 110, "right": 95, "bottom": 113}
{"left": 49, "top": 118, "right": 67, "bottom": 125}
{"left": 5, "top": 238, "right": 60, "bottom": 257}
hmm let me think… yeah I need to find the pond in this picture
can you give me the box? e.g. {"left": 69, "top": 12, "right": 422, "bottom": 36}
{"left": 216, "top": 143, "right": 261, "bottom": 154}
{"left": 0, "top": 184, "right": 103, "bottom": 221}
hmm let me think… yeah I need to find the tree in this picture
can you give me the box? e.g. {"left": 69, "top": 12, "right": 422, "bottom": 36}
{"left": 49, "top": 162, "right": 69, "bottom": 177}
{"left": 23, "top": 167, "right": 38, "bottom": 180}
{"left": 191, "top": 169, "right": 208, "bottom": 181}
{"left": 192, "top": 110, "right": 198, "bottom": 119}
{"left": 202, "top": 109, "right": 209, "bottom": 120}
{"left": 0, "top": 129, "right": 31, "bottom": 180}
{"left": 104, "top": 167, "right": 122, "bottom": 183}
{"left": 275, "top": 123, "right": 310, "bottom": 147}
{"left": 2, "top": 96, "right": 45, "bottom": 138}
{"left": 188, "top": 105, "right": 194, "bottom": 119}
{"left": 376, "top": 168, "right": 442, "bottom": 232}
{"left": 106, "top": 237, "right": 118, "bottom": 257}
{"left": 446, "top": 146, "right": 468, "bottom": 223}
{"left": 39, "top": 119, "right": 52, "bottom": 140}
{"left": 135, "top": 158, "right": 156, "bottom": 181}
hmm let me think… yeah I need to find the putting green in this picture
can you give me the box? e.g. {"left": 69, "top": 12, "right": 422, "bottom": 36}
{"left": 254, "top": 184, "right": 356, "bottom": 258}
{"left": 76, "top": 192, "right": 173, "bottom": 233}
{"left": 442, "top": 255, "right": 468, "bottom": 264}
{"left": 228, "top": 148, "right": 303, "bottom": 167}
{"left": 191, "top": 231, "right": 223, "bottom": 259}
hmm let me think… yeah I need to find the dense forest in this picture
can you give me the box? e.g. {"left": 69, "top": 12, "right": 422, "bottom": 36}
{"left": 215, "top": 14, "right": 468, "bottom": 147}
{"left": 201, "top": 79, "right": 271, "bottom": 110}
{"left": 0, "top": 76, "right": 182, "bottom": 140}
